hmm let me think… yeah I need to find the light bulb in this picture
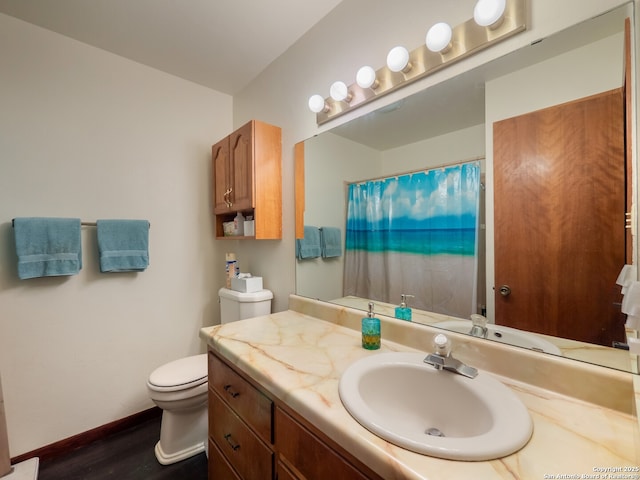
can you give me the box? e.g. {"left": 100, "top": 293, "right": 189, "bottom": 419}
{"left": 329, "top": 81, "right": 351, "bottom": 102}
{"left": 386, "top": 46, "right": 411, "bottom": 73}
{"left": 473, "top": 0, "right": 506, "bottom": 27}
{"left": 356, "top": 66, "right": 378, "bottom": 89}
{"left": 308, "top": 94, "right": 327, "bottom": 113}
{"left": 426, "top": 22, "right": 453, "bottom": 52}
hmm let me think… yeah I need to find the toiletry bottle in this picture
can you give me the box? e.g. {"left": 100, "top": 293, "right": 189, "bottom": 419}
{"left": 225, "top": 253, "right": 238, "bottom": 288}
{"left": 233, "top": 212, "right": 245, "bottom": 236}
{"left": 395, "top": 294, "right": 414, "bottom": 321}
{"left": 362, "top": 302, "right": 381, "bottom": 350}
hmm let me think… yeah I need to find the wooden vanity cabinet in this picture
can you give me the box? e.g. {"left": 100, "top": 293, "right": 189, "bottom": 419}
{"left": 275, "top": 407, "right": 372, "bottom": 480}
{"left": 208, "top": 438, "right": 241, "bottom": 480}
{"left": 208, "top": 350, "right": 382, "bottom": 480}
{"left": 212, "top": 120, "right": 282, "bottom": 239}
{"left": 208, "top": 353, "right": 274, "bottom": 480}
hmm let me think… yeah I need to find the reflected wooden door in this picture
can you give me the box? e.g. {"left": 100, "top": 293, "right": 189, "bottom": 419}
{"left": 493, "top": 89, "right": 626, "bottom": 346}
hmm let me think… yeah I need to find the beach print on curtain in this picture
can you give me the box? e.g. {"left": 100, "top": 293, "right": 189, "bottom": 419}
{"left": 344, "top": 161, "right": 480, "bottom": 318}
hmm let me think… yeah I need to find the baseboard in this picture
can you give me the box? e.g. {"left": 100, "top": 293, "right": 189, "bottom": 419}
{"left": 10, "top": 407, "right": 161, "bottom": 465}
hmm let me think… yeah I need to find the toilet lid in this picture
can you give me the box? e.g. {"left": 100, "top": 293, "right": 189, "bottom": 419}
{"left": 148, "top": 354, "right": 207, "bottom": 391}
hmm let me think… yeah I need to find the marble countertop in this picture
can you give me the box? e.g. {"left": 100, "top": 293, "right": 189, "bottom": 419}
{"left": 201, "top": 308, "right": 638, "bottom": 480}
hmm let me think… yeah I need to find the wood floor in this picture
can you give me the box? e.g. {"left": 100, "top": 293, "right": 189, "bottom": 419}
{"left": 38, "top": 415, "right": 208, "bottom": 480}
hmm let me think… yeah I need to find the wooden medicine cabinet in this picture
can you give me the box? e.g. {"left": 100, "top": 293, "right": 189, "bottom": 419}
{"left": 212, "top": 120, "right": 282, "bottom": 239}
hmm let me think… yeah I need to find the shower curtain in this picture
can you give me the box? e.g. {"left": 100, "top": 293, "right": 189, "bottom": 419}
{"left": 344, "top": 161, "right": 480, "bottom": 318}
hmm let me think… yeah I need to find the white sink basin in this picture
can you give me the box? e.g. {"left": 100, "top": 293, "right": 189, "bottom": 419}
{"left": 339, "top": 352, "right": 533, "bottom": 461}
{"left": 435, "top": 320, "right": 562, "bottom": 355}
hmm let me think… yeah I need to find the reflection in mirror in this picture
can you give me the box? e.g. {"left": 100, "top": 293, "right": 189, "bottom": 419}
{"left": 295, "top": 3, "right": 636, "bottom": 373}
{"left": 342, "top": 161, "right": 483, "bottom": 320}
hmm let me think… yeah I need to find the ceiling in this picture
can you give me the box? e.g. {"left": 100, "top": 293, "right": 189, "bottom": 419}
{"left": 0, "top": 0, "right": 343, "bottom": 95}
{"left": 0, "top": 1, "right": 627, "bottom": 151}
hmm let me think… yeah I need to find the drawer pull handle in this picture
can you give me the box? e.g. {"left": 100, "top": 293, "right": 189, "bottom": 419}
{"left": 224, "top": 433, "right": 240, "bottom": 451}
{"left": 224, "top": 384, "right": 240, "bottom": 398}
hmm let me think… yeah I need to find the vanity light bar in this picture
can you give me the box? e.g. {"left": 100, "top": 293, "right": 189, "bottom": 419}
{"left": 313, "top": 0, "right": 526, "bottom": 125}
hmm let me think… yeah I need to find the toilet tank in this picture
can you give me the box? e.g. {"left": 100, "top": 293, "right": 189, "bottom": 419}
{"left": 218, "top": 287, "right": 273, "bottom": 324}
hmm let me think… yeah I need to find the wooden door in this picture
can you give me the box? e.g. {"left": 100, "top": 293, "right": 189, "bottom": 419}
{"left": 229, "top": 121, "right": 254, "bottom": 211}
{"left": 494, "top": 89, "right": 626, "bottom": 346}
{"left": 212, "top": 137, "right": 230, "bottom": 214}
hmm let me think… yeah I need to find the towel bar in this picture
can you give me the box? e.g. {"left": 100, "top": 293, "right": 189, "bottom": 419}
{"left": 11, "top": 219, "right": 150, "bottom": 228}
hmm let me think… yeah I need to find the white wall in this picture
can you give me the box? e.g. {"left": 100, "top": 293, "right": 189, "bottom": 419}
{"left": 381, "top": 124, "right": 485, "bottom": 174}
{"left": 233, "top": 0, "right": 633, "bottom": 316}
{"left": 297, "top": 133, "right": 380, "bottom": 301}
{"left": 0, "top": 14, "right": 232, "bottom": 455}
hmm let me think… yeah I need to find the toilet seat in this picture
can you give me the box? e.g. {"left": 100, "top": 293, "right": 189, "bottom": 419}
{"left": 148, "top": 354, "right": 207, "bottom": 392}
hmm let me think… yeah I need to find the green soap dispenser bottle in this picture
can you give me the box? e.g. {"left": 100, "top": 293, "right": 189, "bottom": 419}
{"left": 361, "top": 302, "right": 381, "bottom": 350}
{"left": 395, "top": 294, "right": 414, "bottom": 321}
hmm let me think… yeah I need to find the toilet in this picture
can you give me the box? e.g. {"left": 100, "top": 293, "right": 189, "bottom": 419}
{"left": 146, "top": 287, "right": 273, "bottom": 465}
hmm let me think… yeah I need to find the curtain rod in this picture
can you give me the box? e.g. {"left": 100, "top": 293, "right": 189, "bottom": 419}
{"left": 344, "top": 155, "right": 484, "bottom": 186}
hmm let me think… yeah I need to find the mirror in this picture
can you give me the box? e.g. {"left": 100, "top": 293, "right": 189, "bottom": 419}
{"left": 296, "top": 3, "right": 637, "bottom": 373}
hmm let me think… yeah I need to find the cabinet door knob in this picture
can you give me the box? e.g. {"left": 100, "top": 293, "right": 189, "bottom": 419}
{"left": 224, "top": 384, "right": 240, "bottom": 398}
{"left": 224, "top": 433, "right": 240, "bottom": 451}
{"left": 224, "top": 188, "right": 232, "bottom": 207}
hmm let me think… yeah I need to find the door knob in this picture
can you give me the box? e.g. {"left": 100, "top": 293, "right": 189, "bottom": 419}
{"left": 499, "top": 285, "right": 511, "bottom": 297}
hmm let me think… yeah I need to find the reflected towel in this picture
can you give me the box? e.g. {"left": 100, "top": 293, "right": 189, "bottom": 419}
{"left": 97, "top": 219, "right": 149, "bottom": 272}
{"left": 13, "top": 217, "right": 82, "bottom": 279}
{"left": 296, "top": 226, "right": 321, "bottom": 259}
{"left": 320, "top": 227, "right": 342, "bottom": 258}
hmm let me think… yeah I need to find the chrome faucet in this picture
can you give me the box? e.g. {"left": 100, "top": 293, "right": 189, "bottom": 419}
{"left": 423, "top": 333, "right": 478, "bottom": 379}
{"left": 469, "top": 314, "right": 488, "bottom": 339}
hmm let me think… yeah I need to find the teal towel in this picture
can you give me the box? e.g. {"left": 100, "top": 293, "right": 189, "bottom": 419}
{"left": 320, "top": 227, "right": 342, "bottom": 258}
{"left": 97, "top": 219, "right": 149, "bottom": 272}
{"left": 296, "top": 226, "right": 321, "bottom": 259}
{"left": 13, "top": 217, "right": 82, "bottom": 280}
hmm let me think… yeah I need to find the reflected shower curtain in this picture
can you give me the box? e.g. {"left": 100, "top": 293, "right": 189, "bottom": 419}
{"left": 344, "top": 162, "right": 480, "bottom": 318}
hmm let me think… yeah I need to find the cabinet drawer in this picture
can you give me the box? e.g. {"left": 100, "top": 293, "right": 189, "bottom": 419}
{"left": 277, "top": 461, "right": 298, "bottom": 480}
{"left": 208, "top": 438, "right": 241, "bottom": 480}
{"left": 209, "top": 353, "right": 273, "bottom": 442}
{"left": 210, "top": 391, "right": 274, "bottom": 480}
{"left": 275, "top": 408, "right": 369, "bottom": 480}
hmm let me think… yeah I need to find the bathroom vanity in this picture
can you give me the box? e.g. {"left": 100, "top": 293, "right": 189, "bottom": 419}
{"left": 207, "top": 352, "right": 381, "bottom": 479}
{"left": 201, "top": 295, "right": 639, "bottom": 479}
